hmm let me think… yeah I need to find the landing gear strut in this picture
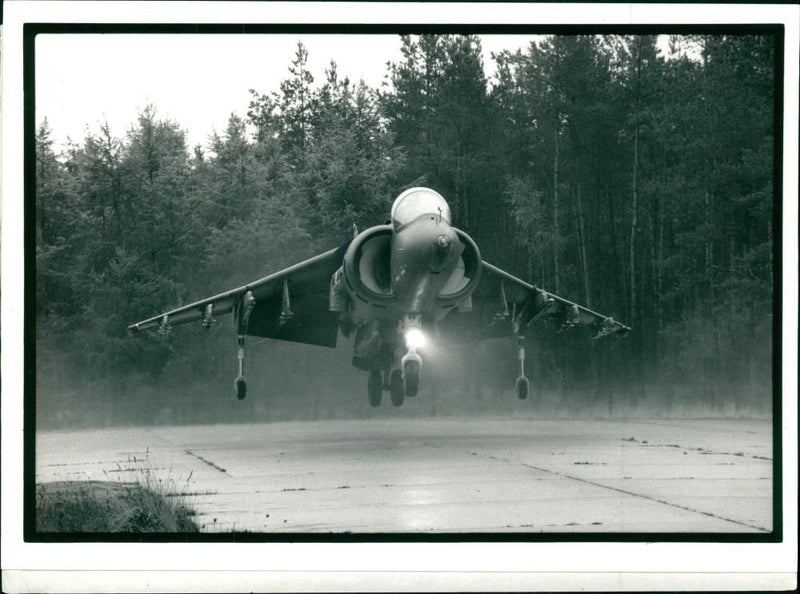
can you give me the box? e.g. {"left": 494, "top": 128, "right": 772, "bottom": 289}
{"left": 362, "top": 316, "right": 425, "bottom": 407}
{"left": 235, "top": 336, "right": 247, "bottom": 400}
{"left": 366, "top": 361, "right": 412, "bottom": 407}
{"left": 515, "top": 335, "right": 529, "bottom": 400}
{"left": 234, "top": 290, "right": 255, "bottom": 400}
{"left": 400, "top": 314, "right": 423, "bottom": 399}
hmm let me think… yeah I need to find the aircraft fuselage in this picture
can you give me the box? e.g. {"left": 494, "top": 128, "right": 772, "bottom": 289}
{"left": 333, "top": 188, "right": 481, "bottom": 334}
{"left": 390, "top": 212, "right": 465, "bottom": 316}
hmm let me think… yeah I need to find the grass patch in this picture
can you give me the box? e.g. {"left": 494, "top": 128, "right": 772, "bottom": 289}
{"left": 36, "top": 480, "right": 199, "bottom": 533}
{"left": 36, "top": 454, "right": 200, "bottom": 533}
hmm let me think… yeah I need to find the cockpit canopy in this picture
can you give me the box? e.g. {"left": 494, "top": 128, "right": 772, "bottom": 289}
{"left": 390, "top": 187, "right": 452, "bottom": 230}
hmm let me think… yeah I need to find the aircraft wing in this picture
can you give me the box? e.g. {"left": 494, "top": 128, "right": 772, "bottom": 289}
{"left": 128, "top": 244, "right": 347, "bottom": 348}
{"left": 439, "top": 260, "right": 631, "bottom": 341}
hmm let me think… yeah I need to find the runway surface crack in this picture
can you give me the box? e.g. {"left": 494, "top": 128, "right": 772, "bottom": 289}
{"left": 184, "top": 449, "right": 230, "bottom": 476}
{"left": 424, "top": 443, "right": 769, "bottom": 533}
{"left": 624, "top": 437, "right": 772, "bottom": 461}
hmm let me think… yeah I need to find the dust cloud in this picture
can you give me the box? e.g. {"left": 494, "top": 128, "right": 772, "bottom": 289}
{"left": 36, "top": 323, "right": 773, "bottom": 431}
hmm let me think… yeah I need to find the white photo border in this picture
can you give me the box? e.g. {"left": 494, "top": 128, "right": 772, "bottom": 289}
{"left": 2, "top": 2, "right": 797, "bottom": 592}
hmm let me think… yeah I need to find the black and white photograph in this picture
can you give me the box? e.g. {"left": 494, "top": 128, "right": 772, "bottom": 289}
{"left": 2, "top": 1, "right": 797, "bottom": 592}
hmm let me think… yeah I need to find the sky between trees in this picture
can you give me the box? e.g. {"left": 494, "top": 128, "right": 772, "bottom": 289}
{"left": 36, "top": 34, "right": 686, "bottom": 154}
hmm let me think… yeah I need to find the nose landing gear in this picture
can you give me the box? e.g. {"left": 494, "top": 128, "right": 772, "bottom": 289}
{"left": 401, "top": 350, "right": 421, "bottom": 397}
{"left": 400, "top": 314, "right": 424, "bottom": 400}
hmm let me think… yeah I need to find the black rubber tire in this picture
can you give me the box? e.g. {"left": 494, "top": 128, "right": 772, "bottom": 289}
{"left": 390, "top": 369, "right": 405, "bottom": 407}
{"left": 515, "top": 376, "right": 529, "bottom": 400}
{"left": 235, "top": 376, "right": 247, "bottom": 400}
{"left": 368, "top": 370, "right": 382, "bottom": 407}
{"left": 403, "top": 360, "right": 420, "bottom": 397}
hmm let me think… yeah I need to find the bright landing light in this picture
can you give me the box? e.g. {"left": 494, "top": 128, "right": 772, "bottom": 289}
{"left": 405, "top": 328, "right": 426, "bottom": 349}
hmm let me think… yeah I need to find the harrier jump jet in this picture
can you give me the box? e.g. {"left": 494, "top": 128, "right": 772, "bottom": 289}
{"left": 129, "top": 187, "right": 630, "bottom": 406}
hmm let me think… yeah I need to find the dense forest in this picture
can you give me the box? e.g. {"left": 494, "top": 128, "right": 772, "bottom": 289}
{"left": 35, "top": 34, "right": 776, "bottom": 428}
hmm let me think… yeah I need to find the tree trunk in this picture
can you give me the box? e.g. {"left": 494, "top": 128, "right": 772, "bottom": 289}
{"left": 37, "top": 154, "right": 48, "bottom": 242}
{"left": 657, "top": 175, "right": 665, "bottom": 329}
{"left": 629, "top": 38, "right": 642, "bottom": 407}
{"left": 630, "top": 119, "right": 639, "bottom": 329}
{"left": 576, "top": 180, "right": 592, "bottom": 308}
{"left": 553, "top": 121, "right": 561, "bottom": 293}
{"left": 702, "top": 44, "right": 718, "bottom": 407}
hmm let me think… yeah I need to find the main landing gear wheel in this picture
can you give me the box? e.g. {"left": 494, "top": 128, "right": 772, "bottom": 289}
{"left": 368, "top": 370, "right": 382, "bottom": 407}
{"left": 516, "top": 375, "right": 529, "bottom": 400}
{"left": 235, "top": 376, "right": 247, "bottom": 400}
{"left": 390, "top": 369, "right": 405, "bottom": 407}
{"left": 403, "top": 360, "right": 420, "bottom": 397}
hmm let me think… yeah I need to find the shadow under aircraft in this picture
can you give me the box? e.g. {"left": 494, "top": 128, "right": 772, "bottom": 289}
{"left": 129, "top": 187, "right": 630, "bottom": 406}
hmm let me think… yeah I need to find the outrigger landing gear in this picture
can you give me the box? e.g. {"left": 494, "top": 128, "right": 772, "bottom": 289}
{"left": 234, "top": 290, "right": 256, "bottom": 400}
{"left": 235, "top": 336, "right": 247, "bottom": 400}
{"left": 515, "top": 335, "right": 530, "bottom": 400}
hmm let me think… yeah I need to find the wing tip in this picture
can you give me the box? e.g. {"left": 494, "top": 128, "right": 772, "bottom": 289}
{"left": 615, "top": 324, "right": 632, "bottom": 337}
{"left": 591, "top": 317, "right": 632, "bottom": 339}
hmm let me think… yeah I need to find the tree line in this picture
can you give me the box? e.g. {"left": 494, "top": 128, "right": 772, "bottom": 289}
{"left": 35, "top": 34, "right": 775, "bottom": 427}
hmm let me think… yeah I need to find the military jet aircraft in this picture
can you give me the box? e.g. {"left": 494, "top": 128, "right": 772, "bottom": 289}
{"left": 129, "top": 187, "right": 630, "bottom": 406}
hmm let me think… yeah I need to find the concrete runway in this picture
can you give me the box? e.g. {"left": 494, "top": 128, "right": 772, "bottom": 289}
{"left": 35, "top": 418, "right": 773, "bottom": 533}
